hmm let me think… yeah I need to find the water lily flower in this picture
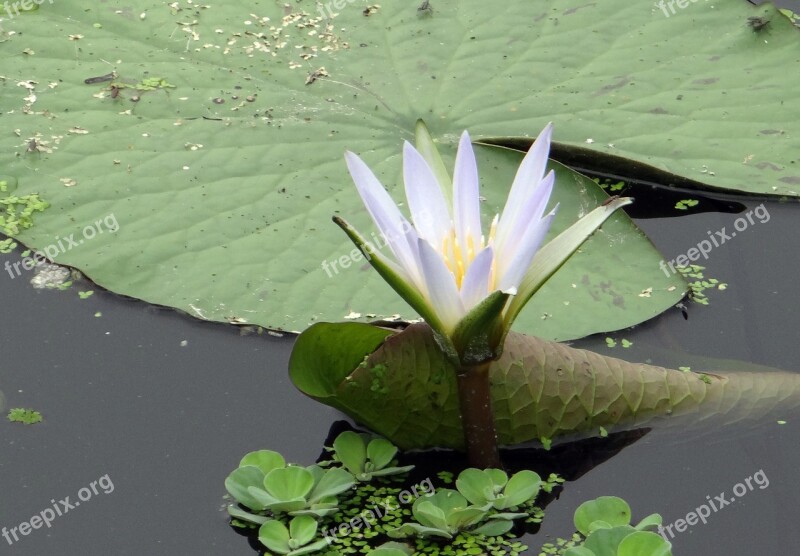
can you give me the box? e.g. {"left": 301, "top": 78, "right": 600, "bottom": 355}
{"left": 334, "top": 122, "right": 630, "bottom": 364}
{"left": 333, "top": 122, "right": 631, "bottom": 468}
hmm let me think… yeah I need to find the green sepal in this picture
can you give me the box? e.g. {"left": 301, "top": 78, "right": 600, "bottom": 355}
{"left": 414, "top": 119, "right": 453, "bottom": 204}
{"left": 450, "top": 290, "right": 510, "bottom": 365}
{"left": 333, "top": 215, "right": 451, "bottom": 346}
{"left": 504, "top": 197, "right": 633, "bottom": 336}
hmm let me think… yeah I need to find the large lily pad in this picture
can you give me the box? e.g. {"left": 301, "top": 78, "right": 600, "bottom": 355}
{"left": 6, "top": 0, "right": 793, "bottom": 338}
{"left": 290, "top": 322, "right": 800, "bottom": 449}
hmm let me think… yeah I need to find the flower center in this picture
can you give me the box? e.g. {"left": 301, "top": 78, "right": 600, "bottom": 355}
{"left": 440, "top": 217, "right": 498, "bottom": 290}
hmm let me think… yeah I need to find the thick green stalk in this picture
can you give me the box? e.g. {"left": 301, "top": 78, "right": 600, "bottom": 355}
{"left": 457, "top": 362, "right": 501, "bottom": 468}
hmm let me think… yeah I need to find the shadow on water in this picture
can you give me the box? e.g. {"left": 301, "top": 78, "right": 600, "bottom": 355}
{"left": 1, "top": 192, "right": 800, "bottom": 555}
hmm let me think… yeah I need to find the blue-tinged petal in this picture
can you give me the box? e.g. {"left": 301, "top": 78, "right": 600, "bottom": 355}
{"left": 403, "top": 141, "right": 452, "bottom": 246}
{"left": 417, "top": 239, "right": 465, "bottom": 333}
{"left": 452, "top": 131, "right": 483, "bottom": 261}
{"left": 496, "top": 210, "right": 556, "bottom": 293}
{"left": 333, "top": 216, "right": 449, "bottom": 336}
{"left": 360, "top": 187, "right": 424, "bottom": 289}
{"left": 345, "top": 151, "right": 423, "bottom": 286}
{"left": 493, "top": 170, "right": 554, "bottom": 261}
{"left": 459, "top": 246, "right": 495, "bottom": 312}
{"left": 494, "top": 123, "right": 553, "bottom": 249}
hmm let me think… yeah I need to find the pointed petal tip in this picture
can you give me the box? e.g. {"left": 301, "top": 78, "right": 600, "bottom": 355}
{"left": 458, "top": 130, "right": 473, "bottom": 149}
{"left": 537, "top": 122, "right": 554, "bottom": 142}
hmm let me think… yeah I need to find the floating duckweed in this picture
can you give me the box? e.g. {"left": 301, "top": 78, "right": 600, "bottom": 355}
{"left": 592, "top": 177, "right": 625, "bottom": 193}
{"left": 7, "top": 408, "right": 42, "bottom": 424}
{"left": 437, "top": 471, "right": 454, "bottom": 484}
{"left": 0, "top": 237, "right": 15, "bottom": 253}
{"left": 675, "top": 199, "right": 699, "bottom": 210}
{"left": 539, "top": 473, "right": 565, "bottom": 494}
{"left": 0, "top": 180, "right": 49, "bottom": 239}
{"left": 677, "top": 264, "right": 725, "bottom": 305}
{"left": 537, "top": 533, "right": 582, "bottom": 555}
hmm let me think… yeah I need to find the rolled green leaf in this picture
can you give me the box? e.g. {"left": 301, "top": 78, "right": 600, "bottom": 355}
{"left": 290, "top": 322, "right": 800, "bottom": 450}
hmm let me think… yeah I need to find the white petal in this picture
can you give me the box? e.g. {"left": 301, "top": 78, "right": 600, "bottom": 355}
{"left": 494, "top": 170, "right": 554, "bottom": 259}
{"left": 417, "top": 238, "right": 465, "bottom": 332}
{"left": 360, "top": 187, "right": 424, "bottom": 288}
{"left": 496, "top": 211, "right": 556, "bottom": 293}
{"left": 345, "top": 151, "right": 423, "bottom": 286}
{"left": 403, "top": 141, "right": 452, "bottom": 246}
{"left": 459, "top": 246, "right": 494, "bottom": 312}
{"left": 452, "top": 131, "right": 483, "bottom": 261}
{"left": 495, "top": 123, "right": 553, "bottom": 248}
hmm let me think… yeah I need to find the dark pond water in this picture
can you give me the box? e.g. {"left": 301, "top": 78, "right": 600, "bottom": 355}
{"left": 3, "top": 2, "right": 800, "bottom": 551}
{"left": 2, "top": 182, "right": 799, "bottom": 555}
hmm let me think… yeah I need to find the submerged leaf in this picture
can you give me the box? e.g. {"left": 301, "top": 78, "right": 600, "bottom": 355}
{"left": 290, "top": 322, "right": 800, "bottom": 449}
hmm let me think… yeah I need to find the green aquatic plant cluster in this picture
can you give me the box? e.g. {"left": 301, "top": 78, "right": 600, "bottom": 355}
{"left": 225, "top": 432, "right": 560, "bottom": 555}
{"left": 0, "top": 179, "right": 49, "bottom": 254}
{"left": 387, "top": 468, "right": 542, "bottom": 540}
{"left": 225, "top": 449, "right": 355, "bottom": 520}
{"left": 539, "top": 496, "right": 671, "bottom": 556}
{"left": 677, "top": 264, "right": 726, "bottom": 306}
{"left": 673, "top": 200, "right": 699, "bottom": 211}
{"left": 324, "top": 431, "right": 415, "bottom": 482}
{"left": 7, "top": 407, "right": 43, "bottom": 424}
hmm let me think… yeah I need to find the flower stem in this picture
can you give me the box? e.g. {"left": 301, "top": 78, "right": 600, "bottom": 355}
{"left": 456, "top": 361, "right": 501, "bottom": 468}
